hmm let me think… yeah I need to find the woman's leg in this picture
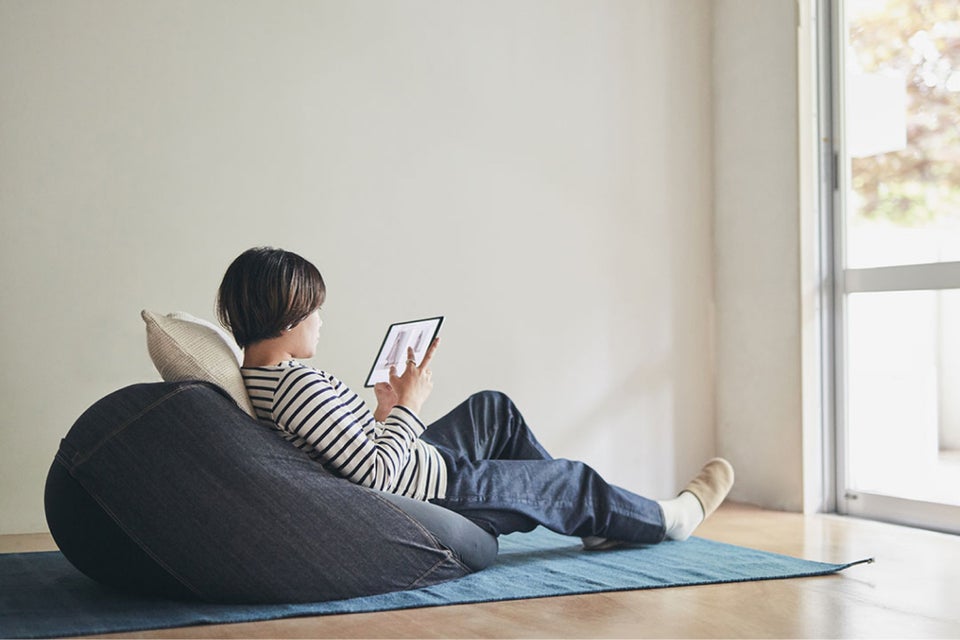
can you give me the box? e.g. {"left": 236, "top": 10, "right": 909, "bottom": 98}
{"left": 431, "top": 454, "right": 666, "bottom": 543}
{"left": 421, "top": 391, "right": 733, "bottom": 545}
{"left": 421, "top": 390, "right": 553, "bottom": 462}
{"left": 422, "top": 391, "right": 664, "bottom": 542}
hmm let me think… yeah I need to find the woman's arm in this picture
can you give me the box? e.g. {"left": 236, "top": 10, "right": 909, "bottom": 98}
{"left": 273, "top": 367, "right": 424, "bottom": 493}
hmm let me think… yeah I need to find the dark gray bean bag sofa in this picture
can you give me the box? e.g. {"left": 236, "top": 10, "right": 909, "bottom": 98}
{"left": 44, "top": 380, "right": 497, "bottom": 604}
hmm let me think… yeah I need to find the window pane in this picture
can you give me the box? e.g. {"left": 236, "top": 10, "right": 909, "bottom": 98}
{"left": 846, "top": 289, "right": 960, "bottom": 505}
{"left": 844, "top": 0, "right": 960, "bottom": 269}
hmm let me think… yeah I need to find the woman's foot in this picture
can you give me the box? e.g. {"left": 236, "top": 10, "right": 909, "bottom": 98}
{"left": 661, "top": 457, "right": 735, "bottom": 541}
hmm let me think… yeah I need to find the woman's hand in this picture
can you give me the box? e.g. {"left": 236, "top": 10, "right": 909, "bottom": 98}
{"left": 373, "top": 382, "right": 399, "bottom": 422}
{"left": 389, "top": 338, "right": 439, "bottom": 416}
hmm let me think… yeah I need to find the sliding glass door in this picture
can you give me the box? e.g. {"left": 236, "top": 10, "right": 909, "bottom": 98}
{"left": 831, "top": 0, "right": 960, "bottom": 533}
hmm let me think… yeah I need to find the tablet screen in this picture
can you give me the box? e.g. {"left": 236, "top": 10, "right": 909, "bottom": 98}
{"left": 364, "top": 316, "right": 444, "bottom": 387}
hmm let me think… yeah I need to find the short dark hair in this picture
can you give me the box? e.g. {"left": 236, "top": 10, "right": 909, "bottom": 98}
{"left": 216, "top": 247, "right": 326, "bottom": 349}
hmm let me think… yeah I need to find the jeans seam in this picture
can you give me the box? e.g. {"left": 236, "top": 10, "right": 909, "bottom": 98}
{"left": 439, "top": 494, "right": 666, "bottom": 540}
{"left": 442, "top": 491, "right": 655, "bottom": 518}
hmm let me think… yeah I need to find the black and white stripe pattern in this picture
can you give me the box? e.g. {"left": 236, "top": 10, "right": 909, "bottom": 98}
{"left": 242, "top": 362, "right": 446, "bottom": 500}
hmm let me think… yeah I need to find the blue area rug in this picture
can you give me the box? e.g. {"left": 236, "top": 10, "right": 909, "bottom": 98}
{"left": 0, "top": 528, "right": 870, "bottom": 639}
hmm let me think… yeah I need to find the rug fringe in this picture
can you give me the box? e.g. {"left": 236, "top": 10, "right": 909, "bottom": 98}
{"left": 842, "top": 557, "right": 875, "bottom": 569}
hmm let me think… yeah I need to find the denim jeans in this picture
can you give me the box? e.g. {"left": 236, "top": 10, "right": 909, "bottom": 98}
{"left": 46, "top": 382, "right": 475, "bottom": 603}
{"left": 424, "top": 391, "right": 666, "bottom": 544}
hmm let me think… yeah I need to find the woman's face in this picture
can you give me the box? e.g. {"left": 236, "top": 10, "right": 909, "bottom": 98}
{"left": 288, "top": 308, "right": 322, "bottom": 359}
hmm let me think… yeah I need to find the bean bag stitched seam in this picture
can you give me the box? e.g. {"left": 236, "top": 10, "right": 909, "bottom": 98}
{"left": 406, "top": 554, "right": 471, "bottom": 591}
{"left": 57, "top": 462, "right": 205, "bottom": 599}
{"left": 66, "top": 384, "right": 203, "bottom": 468}
{"left": 367, "top": 490, "right": 471, "bottom": 577}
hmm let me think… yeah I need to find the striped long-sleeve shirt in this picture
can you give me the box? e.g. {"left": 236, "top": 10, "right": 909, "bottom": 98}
{"left": 241, "top": 361, "right": 447, "bottom": 501}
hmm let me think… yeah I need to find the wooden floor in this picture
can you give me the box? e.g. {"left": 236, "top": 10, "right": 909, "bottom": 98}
{"left": 5, "top": 503, "right": 960, "bottom": 638}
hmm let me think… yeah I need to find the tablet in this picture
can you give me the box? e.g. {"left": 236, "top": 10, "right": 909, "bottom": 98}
{"left": 364, "top": 316, "right": 444, "bottom": 387}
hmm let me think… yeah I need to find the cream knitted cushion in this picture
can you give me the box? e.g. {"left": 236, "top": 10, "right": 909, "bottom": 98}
{"left": 141, "top": 310, "right": 256, "bottom": 417}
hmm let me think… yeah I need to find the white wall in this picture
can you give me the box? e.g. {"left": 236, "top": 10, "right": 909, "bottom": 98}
{"left": 713, "top": 0, "right": 810, "bottom": 511}
{"left": 0, "top": 0, "right": 715, "bottom": 534}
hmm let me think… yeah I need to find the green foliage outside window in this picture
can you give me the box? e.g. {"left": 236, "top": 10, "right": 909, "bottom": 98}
{"left": 848, "top": 0, "right": 960, "bottom": 226}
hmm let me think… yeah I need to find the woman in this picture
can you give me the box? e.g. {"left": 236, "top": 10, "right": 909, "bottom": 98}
{"left": 216, "top": 247, "right": 734, "bottom": 549}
